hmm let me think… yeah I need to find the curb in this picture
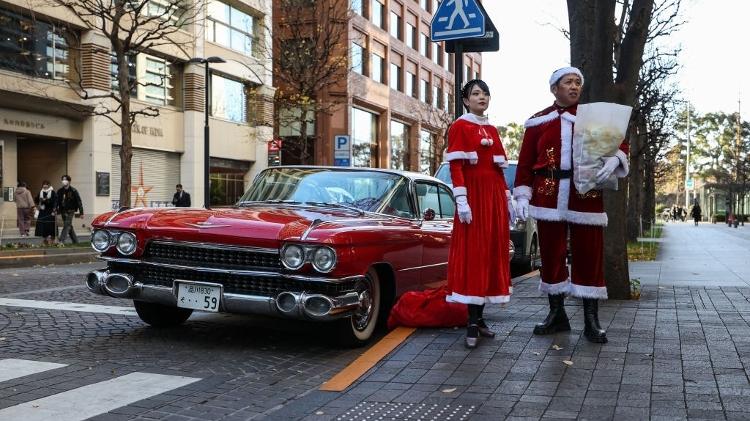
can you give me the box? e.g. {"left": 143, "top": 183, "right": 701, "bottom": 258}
{"left": 0, "top": 250, "right": 98, "bottom": 268}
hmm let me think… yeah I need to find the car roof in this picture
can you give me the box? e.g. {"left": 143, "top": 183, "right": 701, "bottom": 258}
{"left": 268, "top": 165, "right": 446, "bottom": 184}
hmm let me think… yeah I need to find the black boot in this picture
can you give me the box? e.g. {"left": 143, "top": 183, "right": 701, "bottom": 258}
{"left": 476, "top": 305, "right": 495, "bottom": 338}
{"left": 533, "top": 294, "right": 571, "bottom": 335}
{"left": 583, "top": 298, "right": 608, "bottom": 343}
{"left": 466, "top": 304, "right": 481, "bottom": 349}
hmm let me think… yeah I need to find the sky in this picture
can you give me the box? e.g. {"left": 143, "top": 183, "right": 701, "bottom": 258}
{"left": 479, "top": 0, "right": 750, "bottom": 125}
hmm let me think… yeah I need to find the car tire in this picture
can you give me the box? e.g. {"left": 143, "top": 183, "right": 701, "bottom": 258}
{"left": 133, "top": 300, "right": 193, "bottom": 327}
{"left": 336, "top": 268, "right": 381, "bottom": 347}
{"left": 527, "top": 235, "right": 539, "bottom": 272}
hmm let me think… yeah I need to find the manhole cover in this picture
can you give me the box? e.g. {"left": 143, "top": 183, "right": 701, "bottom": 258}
{"left": 336, "top": 402, "right": 476, "bottom": 420}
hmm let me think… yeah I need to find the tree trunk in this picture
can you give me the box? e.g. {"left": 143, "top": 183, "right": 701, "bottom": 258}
{"left": 643, "top": 157, "right": 655, "bottom": 231}
{"left": 626, "top": 124, "right": 642, "bottom": 242}
{"left": 568, "top": 0, "right": 654, "bottom": 300}
{"left": 300, "top": 117, "right": 309, "bottom": 165}
{"left": 117, "top": 48, "right": 132, "bottom": 208}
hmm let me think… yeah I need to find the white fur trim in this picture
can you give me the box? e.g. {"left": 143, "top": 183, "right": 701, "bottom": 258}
{"left": 614, "top": 149, "right": 629, "bottom": 177}
{"left": 524, "top": 110, "right": 559, "bottom": 128}
{"left": 565, "top": 209, "right": 608, "bottom": 226}
{"left": 453, "top": 186, "right": 467, "bottom": 196}
{"left": 513, "top": 185, "right": 532, "bottom": 201}
{"left": 529, "top": 205, "right": 564, "bottom": 222}
{"left": 458, "top": 113, "right": 493, "bottom": 126}
{"left": 569, "top": 284, "right": 608, "bottom": 299}
{"left": 549, "top": 67, "right": 584, "bottom": 86}
{"left": 493, "top": 155, "right": 509, "bottom": 168}
{"left": 446, "top": 292, "right": 511, "bottom": 305}
{"left": 539, "top": 278, "right": 571, "bottom": 295}
{"left": 445, "top": 151, "right": 479, "bottom": 162}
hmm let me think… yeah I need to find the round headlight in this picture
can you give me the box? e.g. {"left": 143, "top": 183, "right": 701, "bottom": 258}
{"left": 281, "top": 244, "right": 305, "bottom": 270}
{"left": 311, "top": 247, "right": 336, "bottom": 273}
{"left": 91, "top": 230, "right": 111, "bottom": 252}
{"left": 116, "top": 232, "right": 137, "bottom": 255}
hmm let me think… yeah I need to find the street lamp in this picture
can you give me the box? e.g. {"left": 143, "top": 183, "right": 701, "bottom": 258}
{"left": 187, "top": 56, "right": 226, "bottom": 209}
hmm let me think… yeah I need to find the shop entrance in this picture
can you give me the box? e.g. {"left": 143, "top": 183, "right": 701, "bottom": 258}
{"left": 17, "top": 137, "right": 68, "bottom": 192}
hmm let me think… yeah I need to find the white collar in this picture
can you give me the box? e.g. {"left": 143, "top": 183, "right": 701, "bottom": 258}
{"left": 458, "top": 113, "right": 492, "bottom": 126}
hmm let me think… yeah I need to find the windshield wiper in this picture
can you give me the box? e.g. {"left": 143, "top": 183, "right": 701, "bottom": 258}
{"left": 304, "top": 201, "right": 365, "bottom": 216}
{"left": 237, "top": 200, "right": 302, "bottom": 207}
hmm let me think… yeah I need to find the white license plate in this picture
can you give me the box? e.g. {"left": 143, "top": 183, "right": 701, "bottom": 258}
{"left": 176, "top": 282, "right": 221, "bottom": 312}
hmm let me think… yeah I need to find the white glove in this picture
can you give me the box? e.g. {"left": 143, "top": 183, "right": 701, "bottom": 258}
{"left": 515, "top": 198, "right": 529, "bottom": 221}
{"left": 507, "top": 198, "right": 516, "bottom": 224}
{"left": 596, "top": 156, "right": 621, "bottom": 183}
{"left": 456, "top": 195, "right": 472, "bottom": 224}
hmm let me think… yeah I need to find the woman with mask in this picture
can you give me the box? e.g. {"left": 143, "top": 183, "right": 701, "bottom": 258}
{"left": 35, "top": 180, "right": 57, "bottom": 244}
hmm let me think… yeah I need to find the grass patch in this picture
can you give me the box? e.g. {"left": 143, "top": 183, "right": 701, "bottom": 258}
{"left": 628, "top": 223, "right": 663, "bottom": 262}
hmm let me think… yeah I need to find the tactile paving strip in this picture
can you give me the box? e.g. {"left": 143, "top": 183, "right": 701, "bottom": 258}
{"left": 336, "top": 402, "right": 476, "bottom": 420}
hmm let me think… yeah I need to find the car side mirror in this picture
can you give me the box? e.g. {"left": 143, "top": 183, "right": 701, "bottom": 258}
{"left": 423, "top": 208, "right": 436, "bottom": 221}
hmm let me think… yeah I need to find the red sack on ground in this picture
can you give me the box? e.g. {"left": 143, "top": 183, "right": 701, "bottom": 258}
{"left": 387, "top": 286, "right": 468, "bottom": 330}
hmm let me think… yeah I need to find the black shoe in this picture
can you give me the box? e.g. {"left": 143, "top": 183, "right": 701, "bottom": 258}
{"left": 583, "top": 298, "right": 608, "bottom": 343}
{"left": 465, "top": 324, "right": 479, "bottom": 349}
{"left": 476, "top": 318, "right": 496, "bottom": 338}
{"left": 533, "top": 294, "right": 571, "bottom": 335}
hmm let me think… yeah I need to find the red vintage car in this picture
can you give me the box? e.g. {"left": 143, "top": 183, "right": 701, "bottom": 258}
{"left": 86, "top": 166, "right": 470, "bottom": 345}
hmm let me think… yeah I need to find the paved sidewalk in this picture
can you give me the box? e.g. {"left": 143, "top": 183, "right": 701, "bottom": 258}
{"left": 263, "top": 222, "right": 750, "bottom": 421}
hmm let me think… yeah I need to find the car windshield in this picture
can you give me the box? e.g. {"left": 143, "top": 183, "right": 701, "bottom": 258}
{"left": 238, "top": 167, "right": 412, "bottom": 215}
{"left": 435, "top": 163, "right": 518, "bottom": 190}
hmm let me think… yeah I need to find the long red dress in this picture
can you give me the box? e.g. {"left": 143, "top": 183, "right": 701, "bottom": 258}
{"left": 445, "top": 113, "right": 512, "bottom": 305}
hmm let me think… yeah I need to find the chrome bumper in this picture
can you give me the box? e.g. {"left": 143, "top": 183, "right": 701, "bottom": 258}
{"left": 86, "top": 268, "right": 364, "bottom": 321}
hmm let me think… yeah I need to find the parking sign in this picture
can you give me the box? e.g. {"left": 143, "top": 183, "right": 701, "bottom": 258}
{"left": 334, "top": 135, "right": 351, "bottom": 166}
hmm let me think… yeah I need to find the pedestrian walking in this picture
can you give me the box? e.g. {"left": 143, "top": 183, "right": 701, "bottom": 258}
{"left": 34, "top": 180, "right": 57, "bottom": 244}
{"left": 444, "top": 79, "right": 514, "bottom": 349}
{"left": 171, "top": 184, "right": 191, "bottom": 207}
{"left": 513, "top": 67, "right": 630, "bottom": 344}
{"left": 690, "top": 202, "right": 702, "bottom": 226}
{"left": 56, "top": 175, "right": 84, "bottom": 244}
{"left": 14, "top": 181, "right": 35, "bottom": 237}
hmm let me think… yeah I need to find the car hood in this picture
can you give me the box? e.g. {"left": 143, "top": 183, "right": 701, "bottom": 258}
{"left": 100, "top": 205, "right": 407, "bottom": 246}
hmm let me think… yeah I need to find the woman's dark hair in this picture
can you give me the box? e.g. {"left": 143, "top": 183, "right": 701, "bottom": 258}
{"left": 17, "top": 181, "right": 26, "bottom": 188}
{"left": 461, "top": 79, "right": 490, "bottom": 100}
{"left": 42, "top": 180, "right": 51, "bottom": 186}
{"left": 461, "top": 79, "right": 490, "bottom": 111}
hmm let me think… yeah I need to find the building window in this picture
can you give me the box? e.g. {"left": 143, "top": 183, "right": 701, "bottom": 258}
{"left": 433, "top": 43, "right": 441, "bottom": 65}
{"left": 371, "top": 0, "right": 384, "bottom": 29}
{"left": 419, "top": 0, "right": 430, "bottom": 11}
{"left": 419, "top": 32, "right": 428, "bottom": 57}
{"left": 464, "top": 65, "right": 470, "bottom": 82}
{"left": 371, "top": 52, "right": 384, "bottom": 83}
{"left": 420, "top": 79, "right": 429, "bottom": 104}
{"left": 0, "top": 8, "right": 73, "bottom": 80}
{"left": 433, "top": 85, "right": 441, "bottom": 109}
{"left": 211, "top": 74, "right": 247, "bottom": 123}
{"left": 406, "top": 23, "right": 416, "bottom": 49}
{"left": 406, "top": 71, "right": 416, "bottom": 97}
{"left": 444, "top": 51, "right": 450, "bottom": 71}
{"left": 352, "top": 108, "right": 378, "bottom": 168}
{"left": 352, "top": 42, "right": 364, "bottom": 75}
{"left": 352, "top": 0, "right": 363, "bottom": 15}
{"left": 111, "top": 53, "right": 137, "bottom": 95}
{"left": 210, "top": 172, "right": 245, "bottom": 206}
{"left": 389, "top": 11, "right": 401, "bottom": 39}
{"left": 206, "top": 0, "right": 260, "bottom": 57}
{"left": 389, "top": 63, "right": 401, "bottom": 91}
{"left": 142, "top": 55, "right": 176, "bottom": 106}
{"left": 390, "top": 121, "right": 409, "bottom": 170}
{"left": 419, "top": 130, "right": 435, "bottom": 174}
{"left": 444, "top": 91, "right": 451, "bottom": 112}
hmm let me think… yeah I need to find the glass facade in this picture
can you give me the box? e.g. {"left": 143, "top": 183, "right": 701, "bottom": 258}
{"left": 0, "top": 7, "right": 73, "bottom": 80}
{"left": 389, "top": 11, "right": 401, "bottom": 39}
{"left": 371, "top": 52, "right": 384, "bottom": 83}
{"left": 352, "top": 108, "right": 378, "bottom": 168}
{"left": 206, "top": 0, "right": 259, "bottom": 57}
{"left": 111, "top": 52, "right": 177, "bottom": 106}
{"left": 406, "top": 23, "right": 416, "bottom": 49}
{"left": 389, "top": 63, "right": 401, "bottom": 91}
{"left": 352, "top": 0, "right": 363, "bottom": 15}
{"left": 371, "top": 0, "right": 384, "bottom": 28}
{"left": 211, "top": 74, "right": 247, "bottom": 123}
{"left": 419, "top": 130, "right": 436, "bottom": 174}
{"left": 351, "top": 42, "right": 364, "bottom": 75}
{"left": 390, "top": 121, "right": 409, "bottom": 170}
{"left": 210, "top": 172, "right": 245, "bottom": 206}
{"left": 406, "top": 71, "right": 416, "bottom": 97}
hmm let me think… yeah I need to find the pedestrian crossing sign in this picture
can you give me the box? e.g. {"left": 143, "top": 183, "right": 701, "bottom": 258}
{"left": 430, "top": 0, "right": 486, "bottom": 42}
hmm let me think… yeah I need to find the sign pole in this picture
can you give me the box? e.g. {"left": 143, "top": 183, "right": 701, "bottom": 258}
{"left": 454, "top": 43, "right": 464, "bottom": 120}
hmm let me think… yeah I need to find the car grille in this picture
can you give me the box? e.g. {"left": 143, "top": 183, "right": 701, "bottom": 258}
{"left": 144, "top": 241, "right": 281, "bottom": 270}
{"left": 108, "top": 263, "right": 356, "bottom": 297}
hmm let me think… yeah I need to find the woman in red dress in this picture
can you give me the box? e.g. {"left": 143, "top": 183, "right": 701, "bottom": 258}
{"left": 445, "top": 79, "right": 513, "bottom": 348}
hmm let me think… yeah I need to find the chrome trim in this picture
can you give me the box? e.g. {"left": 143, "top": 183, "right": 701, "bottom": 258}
{"left": 147, "top": 240, "right": 278, "bottom": 255}
{"left": 103, "top": 273, "right": 138, "bottom": 298}
{"left": 310, "top": 246, "right": 337, "bottom": 273}
{"left": 184, "top": 222, "right": 232, "bottom": 229}
{"left": 300, "top": 218, "right": 323, "bottom": 241}
{"left": 98, "top": 256, "right": 364, "bottom": 284}
{"left": 280, "top": 244, "right": 306, "bottom": 270}
{"left": 116, "top": 232, "right": 137, "bottom": 255}
{"left": 397, "top": 262, "right": 449, "bottom": 272}
{"left": 86, "top": 269, "right": 108, "bottom": 294}
{"left": 90, "top": 230, "right": 112, "bottom": 252}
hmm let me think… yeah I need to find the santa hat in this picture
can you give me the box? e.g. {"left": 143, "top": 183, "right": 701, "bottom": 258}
{"left": 549, "top": 67, "right": 584, "bottom": 86}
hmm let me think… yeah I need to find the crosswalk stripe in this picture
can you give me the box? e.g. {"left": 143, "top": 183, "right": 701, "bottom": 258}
{"left": 0, "top": 298, "right": 138, "bottom": 316}
{"left": 0, "top": 372, "right": 201, "bottom": 421}
{"left": 0, "top": 359, "right": 67, "bottom": 383}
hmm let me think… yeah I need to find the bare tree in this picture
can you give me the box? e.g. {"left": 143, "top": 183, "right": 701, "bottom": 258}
{"left": 414, "top": 101, "right": 454, "bottom": 173}
{"left": 567, "top": 0, "right": 656, "bottom": 299}
{"left": 48, "top": 0, "right": 203, "bottom": 207}
{"left": 496, "top": 122, "right": 525, "bottom": 161}
{"left": 269, "top": 0, "right": 351, "bottom": 164}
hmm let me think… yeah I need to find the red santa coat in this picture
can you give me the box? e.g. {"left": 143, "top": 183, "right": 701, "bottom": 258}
{"left": 513, "top": 103, "right": 629, "bottom": 225}
{"left": 445, "top": 113, "right": 512, "bottom": 305}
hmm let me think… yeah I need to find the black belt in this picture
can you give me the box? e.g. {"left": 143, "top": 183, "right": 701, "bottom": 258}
{"left": 533, "top": 168, "right": 572, "bottom": 179}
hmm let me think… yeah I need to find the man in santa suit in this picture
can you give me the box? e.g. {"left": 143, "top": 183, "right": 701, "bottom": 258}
{"left": 513, "top": 67, "right": 629, "bottom": 343}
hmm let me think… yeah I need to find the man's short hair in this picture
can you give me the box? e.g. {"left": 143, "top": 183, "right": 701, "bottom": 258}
{"left": 61, "top": 175, "right": 71, "bottom": 182}
{"left": 176, "top": 184, "right": 183, "bottom": 188}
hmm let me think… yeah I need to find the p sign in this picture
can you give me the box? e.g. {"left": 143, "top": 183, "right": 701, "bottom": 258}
{"left": 334, "top": 135, "right": 351, "bottom": 166}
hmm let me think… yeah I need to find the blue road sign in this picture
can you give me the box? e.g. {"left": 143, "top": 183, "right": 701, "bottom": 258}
{"left": 430, "top": 0, "right": 486, "bottom": 42}
{"left": 333, "top": 135, "right": 351, "bottom": 166}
